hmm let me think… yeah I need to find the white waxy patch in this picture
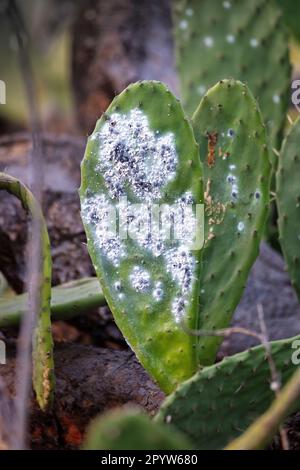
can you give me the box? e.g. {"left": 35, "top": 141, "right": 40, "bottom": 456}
{"left": 197, "top": 85, "right": 206, "bottom": 96}
{"left": 237, "top": 222, "right": 245, "bottom": 232}
{"left": 203, "top": 36, "right": 214, "bottom": 48}
{"left": 179, "top": 19, "right": 188, "bottom": 30}
{"left": 172, "top": 297, "right": 186, "bottom": 323}
{"left": 130, "top": 266, "right": 151, "bottom": 292}
{"left": 273, "top": 94, "right": 280, "bottom": 104}
{"left": 229, "top": 164, "right": 236, "bottom": 170}
{"left": 250, "top": 38, "right": 259, "bottom": 48}
{"left": 223, "top": 1, "right": 231, "bottom": 9}
{"left": 226, "top": 34, "right": 235, "bottom": 44}
{"left": 81, "top": 194, "right": 125, "bottom": 266}
{"left": 165, "top": 246, "right": 196, "bottom": 323}
{"left": 96, "top": 108, "right": 178, "bottom": 201}
{"left": 85, "top": 109, "right": 197, "bottom": 323}
{"left": 153, "top": 282, "right": 164, "bottom": 301}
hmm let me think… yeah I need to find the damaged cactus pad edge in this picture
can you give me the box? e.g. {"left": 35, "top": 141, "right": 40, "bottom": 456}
{"left": 80, "top": 80, "right": 204, "bottom": 393}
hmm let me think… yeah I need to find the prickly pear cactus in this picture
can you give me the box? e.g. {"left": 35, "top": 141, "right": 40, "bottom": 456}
{"left": 156, "top": 334, "right": 299, "bottom": 450}
{"left": 192, "top": 79, "right": 270, "bottom": 365}
{"left": 277, "top": 116, "right": 300, "bottom": 300}
{"left": 80, "top": 81, "right": 204, "bottom": 393}
{"left": 83, "top": 408, "right": 192, "bottom": 450}
{"left": 173, "top": 0, "right": 291, "bottom": 153}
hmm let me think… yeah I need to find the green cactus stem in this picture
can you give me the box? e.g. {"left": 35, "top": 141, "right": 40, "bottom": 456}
{"left": 277, "top": 116, "right": 300, "bottom": 301}
{"left": 83, "top": 408, "right": 192, "bottom": 450}
{"left": 192, "top": 79, "right": 270, "bottom": 365}
{"left": 173, "top": 0, "right": 291, "bottom": 155}
{"left": 80, "top": 80, "right": 204, "bottom": 394}
{"left": 156, "top": 334, "right": 299, "bottom": 449}
{"left": 0, "top": 277, "right": 106, "bottom": 328}
{"left": 0, "top": 172, "right": 54, "bottom": 410}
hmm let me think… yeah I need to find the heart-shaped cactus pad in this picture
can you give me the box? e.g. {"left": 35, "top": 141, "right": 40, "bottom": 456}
{"left": 80, "top": 81, "right": 204, "bottom": 393}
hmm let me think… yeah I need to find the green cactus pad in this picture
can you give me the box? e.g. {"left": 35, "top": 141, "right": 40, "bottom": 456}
{"left": 192, "top": 79, "right": 270, "bottom": 365}
{"left": 0, "top": 277, "right": 106, "bottom": 328}
{"left": 277, "top": 116, "right": 300, "bottom": 300}
{"left": 156, "top": 334, "right": 300, "bottom": 450}
{"left": 80, "top": 81, "right": 204, "bottom": 393}
{"left": 83, "top": 408, "right": 192, "bottom": 450}
{"left": 173, "top": 0, "right": 291, "bottom": 153}
{"left": 275, "top": 0, "right": 300, "bottom": 42}
{"left": 0, "top": 173, "right": 54, "bottom": 410}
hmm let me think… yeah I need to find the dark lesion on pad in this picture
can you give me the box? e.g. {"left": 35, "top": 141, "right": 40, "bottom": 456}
{"left": 206, "top": 131, "right": 218, "bottom": 167}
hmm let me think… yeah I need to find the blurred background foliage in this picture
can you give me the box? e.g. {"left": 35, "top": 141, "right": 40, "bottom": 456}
{"left": 1, "top": 0, "right": 300, "bottom": 135}
{"left": 0, "top": 0, "right": 77, "bottom": 133}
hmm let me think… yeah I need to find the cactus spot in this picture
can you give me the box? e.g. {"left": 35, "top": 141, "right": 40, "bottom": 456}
{"left": 227, "top": 128, "right": 235, "bottom": 138}
{"left": 231, "top": 188, "right": 238, "bottom": 199}
{"left": 206, "top": 131, "right": 218, "bottom": 167}
{"left": 254, "top": 190, "right": 261, "bottom": 200}
{"left": 203, "top": 36, "right": 214, "bottom": 48}
{"left": 223, "top": 1, "right": 231, "bottom": 9}
{"left": 96, "top": 108, "right": 178, "bottom": 201}
{"left": 114, "top": 281, "right": 122, "bottom": 291}
{"left": 179, "top": 19, "right": 188, "bottom": 30}
{"left": 272, "top": 94, "right": 280, "bottom": 104}
{"left": 153, "top": 285, "right": 164, "bottom": 301}
{"left": 226, "top": 34, "right": 235, "bottom": 44}
{"left": 250, "top": 38, "right": 259, "bottom": 48}
{"left": 197, "top": 85, "right": 206, "bottom": 96}
{"left": 185, "top": 7, "right": 193, "bottom": 16}
{"left": 227, "top": 174, "right": 236, "bottom": 184}
{"left": 130, "top": 266, "right": 151, "bottom": 292}
{"left": 237, "top": 222, "right": 245, "bottom": 232}
{"left": 226, "top": 171, "right": 239, "bottom": 200}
